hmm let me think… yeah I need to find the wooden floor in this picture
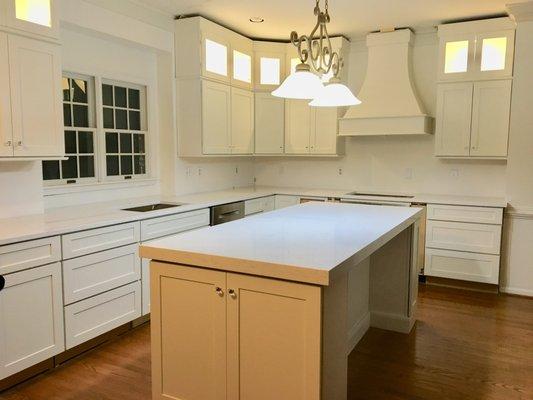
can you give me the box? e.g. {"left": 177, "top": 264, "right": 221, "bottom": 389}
{"left": 1, "top": 284, "right": 532, "bottom": 400}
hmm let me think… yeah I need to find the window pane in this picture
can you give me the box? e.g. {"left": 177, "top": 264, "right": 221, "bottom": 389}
{"left": 62, "top": 78, "right": 71, "bottom": 101}
{"left": 72, "top": 79, "right": 88, "bottom": 103}
{"left": 42, "top": 160, "right": 60, "bottom": 180}
{"left": 15, "top": 0, "right": 51, "bottom": 27}
{"left": 133, "top": 134, "right": 145, "bottom": 153}
{"left": 79, "top": 156, "right": 95, "bottom": 178}
{"left": 205, "top": 39, "right": 227, "bottom": 76}
{"left": 129, "top": 111, "right": 140, "bottom": 131}
{"left": 260, "top": 57, "right": 280, "bottom": 85}
{"left": 481, "top": 37, "right": 507, "bottom": 71}
{"left": 134, "top": 155, "right": 146, "bottom": 174}
{"left": 78, "top": 131, "right": 93, "bottom": 154}
{"left": 63, "top": 104, "right": 72, "bottom": 127}
{"left": 114, "top": 86, "right": 127, "bottom": 107}
{"left": 65, "top": 130, "right": 77, "bottom": 154}
{"left": 103, "top": 107, "right": 114, "bottom": 129}
{"left": 444, "top": 40, "right": 469, "bottom": 74}
{"left": 115, "top": 109, "right": 128, "bottom": 129}
{"left": 106, "top": 155, "right": 119, "bottom": 176}
{"left": 233, "top": 50, "right": 251, "bottom": 83}
{"left": 61, "top": 156, "right": 78, "bottom": 179}
{"left": 120, "top": 155, "right": 133, "bottom": 175}
{"left": 102, "top": 84, "right": 113, "bottom": 106}
{"left": 73, "top": 105, "right": 89, "bottom": 127}
{"left": 120, "top": 133, "right": 132, "bottom": 153}
{"left": 128, "top": 89, "right": 140, "bottom": 109}
{"left": 106, "top": 132, "right": 118, "bottom": 153}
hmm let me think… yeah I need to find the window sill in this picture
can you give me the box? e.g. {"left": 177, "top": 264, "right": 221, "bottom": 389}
{"left": 43, "top": 178, "right": 159, "bottom": 196}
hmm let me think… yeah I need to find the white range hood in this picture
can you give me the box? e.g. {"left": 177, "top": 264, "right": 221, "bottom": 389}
{"left": 339, "top": 29, "right": 433, "bottom": 136}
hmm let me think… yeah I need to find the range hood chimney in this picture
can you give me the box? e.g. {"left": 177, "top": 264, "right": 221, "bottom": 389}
{"left": 339, "top": 29, "right": 433, "bottom": 136}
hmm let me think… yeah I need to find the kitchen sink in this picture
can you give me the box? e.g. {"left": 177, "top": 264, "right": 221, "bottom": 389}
{"left": 122, "top": 203, "right": 186, "bottom": 212}
{"left": 346, "top": 191, "right": 415, "bottom": 198}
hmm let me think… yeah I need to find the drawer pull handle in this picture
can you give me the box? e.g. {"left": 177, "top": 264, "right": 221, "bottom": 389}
{"left": 215, "top": 287, "right": 224, "bottom": 297}
{"left": 0, "top": 275, "right": 5, "bottom": 292}
{"left": 228, "top": 289, "right": 237, "bottom": 299}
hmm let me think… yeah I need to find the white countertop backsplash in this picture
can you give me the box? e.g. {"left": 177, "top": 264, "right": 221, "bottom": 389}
{"left": 0, "top": 185, "right": 507, "bottom": 246}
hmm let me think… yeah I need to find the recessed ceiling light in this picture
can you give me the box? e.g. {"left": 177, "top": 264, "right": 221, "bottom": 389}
{"left": 249, "top": 17, "right": 264, "bottom": 23}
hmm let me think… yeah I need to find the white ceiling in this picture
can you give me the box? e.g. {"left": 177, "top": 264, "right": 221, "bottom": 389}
{"left": 136, "top": 0, "right": 510, "bottom": 39}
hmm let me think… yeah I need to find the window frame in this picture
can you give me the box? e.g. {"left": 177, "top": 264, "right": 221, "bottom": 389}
{"left": 43, "top": 72, "right": 98, "bottom": 186}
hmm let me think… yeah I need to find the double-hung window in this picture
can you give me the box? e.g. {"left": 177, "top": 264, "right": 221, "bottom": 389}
{"left": 43, "top": 74, "right": 149, "bottom": 185}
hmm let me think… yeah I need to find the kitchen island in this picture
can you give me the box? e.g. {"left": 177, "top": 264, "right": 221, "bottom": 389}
{"left": 140, "top": 202, "right": 423, "bottom": 400}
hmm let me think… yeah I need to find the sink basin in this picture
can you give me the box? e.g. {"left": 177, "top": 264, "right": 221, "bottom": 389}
{"left": 347, "top": 191, "right": 414, "bottom": 199}
{"left": 122, "top": 203, "right": 186, "bottom": 212}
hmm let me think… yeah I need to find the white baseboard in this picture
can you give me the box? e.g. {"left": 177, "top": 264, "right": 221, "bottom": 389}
{"left": 346, "top": 312, "right": 370, "bottom": 355}
{"left": 500, "top": 286, "right": 533, "bottom": 297}
{"left": 370, "top": 311, "right": 415, "bottom": 334}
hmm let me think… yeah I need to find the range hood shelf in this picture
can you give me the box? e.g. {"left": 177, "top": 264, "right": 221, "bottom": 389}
{"left": 339, "top": 29, "right": 433, "bottom": 136}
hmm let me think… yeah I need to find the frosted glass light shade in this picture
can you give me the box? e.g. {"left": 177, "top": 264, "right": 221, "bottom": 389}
{"left": 272, "top": 66, "right": 324, "bottom": 100}
{"left": 309, "top": 83, "right": 361, "bottom": 107}
{"left": 481, "top": 37, "right": 507, "bottom": 71}
{"left": 16, "top": 0, "right": 51, "bottom": 27}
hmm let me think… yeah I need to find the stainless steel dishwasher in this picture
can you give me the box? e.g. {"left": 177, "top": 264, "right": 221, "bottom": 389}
{"left": 210, "top": 201, "right": 245, "bottom": 225}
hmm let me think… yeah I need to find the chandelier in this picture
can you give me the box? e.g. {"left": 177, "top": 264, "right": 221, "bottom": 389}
{"left": 272, "top": 0, "right": 360, "bottom": 107}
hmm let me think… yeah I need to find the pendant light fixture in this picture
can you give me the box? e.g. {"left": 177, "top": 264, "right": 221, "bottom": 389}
{"left": 272, "top": 0, "right": 360, "bottom": 107}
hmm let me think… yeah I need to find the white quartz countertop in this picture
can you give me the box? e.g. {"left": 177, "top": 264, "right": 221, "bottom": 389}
{"left": 140, "top": 202, "right": 424, "bottom": 285}
{"left": 0, "top": 185, "right": 506, "bottom": 247}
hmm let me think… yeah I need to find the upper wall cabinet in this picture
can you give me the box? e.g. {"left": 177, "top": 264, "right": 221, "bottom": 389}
{"left": 176, "top": 16, "right": 253, "bottom": 89}
{"left": 253, "top": 41, "right": 286, "bottom": 91}
{"left": 437, "top": 18, "right": 516, "bottom": 82}
{"left": 0, "top": 31, "right": 64, "bottom": 158}
{"left": 0, "top": 0, "right": 60, "bottom": 40}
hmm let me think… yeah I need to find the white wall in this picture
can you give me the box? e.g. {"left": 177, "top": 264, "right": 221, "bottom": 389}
{"left": 254, "top": 33, "right": 508, "bottom": 197}
{"left": 499, "top": 19, "right": 533, "bottom": 296}
{"left": 0, "top": 162, "right": 43, "bottom": 218}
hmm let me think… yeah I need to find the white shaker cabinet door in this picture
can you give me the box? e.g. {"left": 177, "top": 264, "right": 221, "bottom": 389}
{"left": 8, "top": 34, "right": 63, "bottom": 157}
{"left": 230, "top": 87, "right": 254, "bottom": 154}
{"left": 0, "top": 32, "right": 13, "bottom": 157}
{"left": 311, "top": 107, "right": 338, "bottom": 155}
{"left": 254, "top": 93, "right": 284, "bottom": 154}
{"left": 0, "top": 262, "right": 64, "bottom": 380}
{"left": 202, "top": 80, "right": 231, "bottom": 155}
{"left": 470, "top": 79, "right": 511, "bottom": 157}
{"left": 285, "top": 99, "right": 311, "bottom": 154}
{"left": 435, "top": 82, "right": 473, "bottom": 157}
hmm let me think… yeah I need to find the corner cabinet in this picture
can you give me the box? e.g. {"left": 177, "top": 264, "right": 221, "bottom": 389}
{"left": 150, "top": 262, "right": 321, "bottom": 400}
{"left": 0, "top": 31, "right": 63, "bottom": 159}
{"left": 435, "top": 17, "right": 515, "bottom": 159}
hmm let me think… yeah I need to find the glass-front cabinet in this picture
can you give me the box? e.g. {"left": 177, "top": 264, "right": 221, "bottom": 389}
{"left": 253, "top": 41, "right": 286, "bottom": 91}
{"left": 438, "top": 18, "right": 515, "bottom": 82}
{"left": 0, "top": 0, "right": 59, "bottom": 40}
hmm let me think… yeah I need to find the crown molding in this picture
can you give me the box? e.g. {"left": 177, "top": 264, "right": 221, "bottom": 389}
{"left": 507, "top": 1, "right": 533, "bottom": 22}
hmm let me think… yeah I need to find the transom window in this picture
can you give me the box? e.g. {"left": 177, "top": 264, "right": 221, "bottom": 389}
{"left": 43, "top": 74, "right": 149, "bottom": 186}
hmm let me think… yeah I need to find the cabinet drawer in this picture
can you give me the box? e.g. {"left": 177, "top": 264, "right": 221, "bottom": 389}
{"left": 426, "top": 220, "right": 501, "bottom": 255}
{"left": 64, "top": 281, "right": 141, "bottom": 349}
{"left": 0, "top": 236, "right": 61, "bottom": 275}
{"left": 245, "top": 196, "right": 276, "bottom": 216}
{"left": 63, "top": 244, "right": 141, "bottom": 305}
{"left": 140, "top": 209, "right": 209, "bottom": 241}
{"left": 62, "top": 222, "right": 140, "bottom": 259}
{"left": 427, "top": 204, "right": 503, "bottom": 224}
{"left": 425, "top": 248, "right": 500, "bottom": 284}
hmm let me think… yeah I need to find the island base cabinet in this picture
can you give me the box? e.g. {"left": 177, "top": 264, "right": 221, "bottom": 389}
{"left": 150, "top": 262, "right": 321, "bottom": 400}
{"left": 0, "top": 263, "right": 64, "bottom": 380}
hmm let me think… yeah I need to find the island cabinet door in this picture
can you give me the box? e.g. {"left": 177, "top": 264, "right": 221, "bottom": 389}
{"left": 150, "top": 262, "right": 227, "bottom": 400}
{"left": 226, "top": 273, "right": 321, "bottom": 400}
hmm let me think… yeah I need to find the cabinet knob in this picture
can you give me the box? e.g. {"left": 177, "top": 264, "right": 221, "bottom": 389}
{"left": 0, "top": 275, "right": 5, "bottom": 292}
{"left": 215, "top": 287, "right": 224, "bottom": 297}
{"left": 4, "top": 140, "right": 12, "bottom": 147}
{"left": 471, "top": 146, "right": 477, "bottom": 150}
{"left": 228, "top": 289, "right": 237, "bottom": 299}
{"left": 17, "top": 141, "right": 23, "bottom": 147}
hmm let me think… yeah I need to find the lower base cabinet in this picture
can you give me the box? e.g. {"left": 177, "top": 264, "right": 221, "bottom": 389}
{"left": 64, "top": 281, "right": 141, "bottom": 349}
{"left": 151, "top": 261, "right": 321, "bottom": 400}
{"left": 0, "top": 263, "right": 64, "bottom": 380}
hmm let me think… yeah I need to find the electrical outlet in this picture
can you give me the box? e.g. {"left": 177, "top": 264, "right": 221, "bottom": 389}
{"left": 338, "top": 168, "right": 343, "bottom": 176}
{"left": 450, "top": 168, "right": 459, "bottom": 178}
{"left": 404, "top": 168, "right": 413, "bottom": 180}
{"left": 186, "top": 167, "right": 191, "bottom": 177}
{"left": 197, "top": 167, "right": 202, "bottom": 176}
{"left": 235, "top": 166, "right": 239, "bottom": 174}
